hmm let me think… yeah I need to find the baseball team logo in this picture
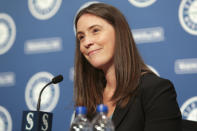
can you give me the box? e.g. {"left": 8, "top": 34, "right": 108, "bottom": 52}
{"left": 128, "top": 0, "right": 156, "bottom": 8}
{"left": 0, "top": 106, "right": 12, "bottom": 131}
{"left": 0, "top": 13, "right": 16, "bottom": 55}
{"left": 181, "top": 96, "right": 197, "bottom": 121}
{"left": 28, "top": 0, "right": 62, "bottom": 20}
{"left": 179, "top": 0, "right": 197, "bottom": 35}
{"left": 25, "top": 72, "right": 60, "bottom": 112}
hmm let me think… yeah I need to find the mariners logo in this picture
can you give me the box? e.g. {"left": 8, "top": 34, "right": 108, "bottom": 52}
{"left": 25, "top": 72, "right": 60, "bottom": 112}
{"left": 0, "top": 106, "right": 12, "bottom": 131}
{"left": 179, "top": 0, "right": 197, "bottom": 35}
{"left": 28, "top": 0, "right": 62, "bottom": 20}
{"left": 181, "top": 96, "right": 197, "bottom": 121}
{"left": 0, "top": 13, "right": 16, "bottom": 55}
{"left": 128, "top": 0, "right": 156, "bottom": 8}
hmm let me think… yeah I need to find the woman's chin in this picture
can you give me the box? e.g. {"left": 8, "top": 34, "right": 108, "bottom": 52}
{"left": 90, "top": 63, "right": 102, "bottom": 69}
{"left": 89, "top": 61, "right": 104, "bottom": 69}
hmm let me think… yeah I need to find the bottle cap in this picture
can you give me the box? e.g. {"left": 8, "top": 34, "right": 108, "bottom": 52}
{"left": 96, "top": 104, "right": 108, "bottom": 113}
{"left": 76, "top": 106, "right": 87, "bottom": 115}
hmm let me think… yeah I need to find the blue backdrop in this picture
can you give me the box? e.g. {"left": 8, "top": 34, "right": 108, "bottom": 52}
{"left": 0, "top": 0, "right": 197, "bottom": 130}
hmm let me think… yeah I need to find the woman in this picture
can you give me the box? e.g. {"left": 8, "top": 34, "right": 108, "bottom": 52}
{"left": 73, "top": 3, "right": 181, "bottom": 131}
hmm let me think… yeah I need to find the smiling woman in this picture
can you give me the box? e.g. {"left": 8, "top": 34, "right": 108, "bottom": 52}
{"left": 73, "top": 3, "right": 182, "bottom": 131}
{"left": 77, "top": 13, "right": 115, "bottom": 70}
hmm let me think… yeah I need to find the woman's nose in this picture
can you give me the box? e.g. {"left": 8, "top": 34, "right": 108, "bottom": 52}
{"left": 84, "top": 37, "right": 94, "bottom": 49}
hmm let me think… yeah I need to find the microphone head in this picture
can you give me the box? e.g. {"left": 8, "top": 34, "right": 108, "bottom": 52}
{"left": 52, "top": 75, "right": 63, "bottom": 84}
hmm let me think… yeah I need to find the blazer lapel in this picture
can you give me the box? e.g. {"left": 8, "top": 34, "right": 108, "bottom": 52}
{"left": 112, "top": 100, "right": 131, "bottom": 128}
{"left": 112, "top": 89, "right": 139, "bottom": 129}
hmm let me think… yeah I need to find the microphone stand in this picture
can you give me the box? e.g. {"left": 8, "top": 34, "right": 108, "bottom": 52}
{"left": 21, "top": 74, "right": 63, "bottom": 131}
{"left": 37, "top": 81, "right": 52, "bottom": 111}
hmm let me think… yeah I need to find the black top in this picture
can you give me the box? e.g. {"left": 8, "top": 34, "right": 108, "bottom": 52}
{"left": 112, "top": 73, "right": 182, "bottom": 131}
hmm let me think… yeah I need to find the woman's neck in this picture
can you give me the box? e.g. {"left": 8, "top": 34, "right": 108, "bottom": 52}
{"left": 103, "top": 64, "right": 116, "bottom": 117}
{"left": 104, "top": 64, "right": 116, "bottom": 91}
{"left": 102, "top": 64, "right": 116, "bottom": 104}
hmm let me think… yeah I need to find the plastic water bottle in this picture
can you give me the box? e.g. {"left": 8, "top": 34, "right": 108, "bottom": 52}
{"left": 92, "top": 104, "right": 115, "bottom": 131}
{"left": 70, "top": 106, "right": 92, "bottom": 131}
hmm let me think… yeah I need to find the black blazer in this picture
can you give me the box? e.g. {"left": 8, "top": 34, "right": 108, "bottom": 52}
{"left": 112, "top": 73, "right": 182, "bottom": 131}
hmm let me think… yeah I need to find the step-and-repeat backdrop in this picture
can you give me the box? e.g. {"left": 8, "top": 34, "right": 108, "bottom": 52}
{"left": 0, "top": 0, "right": 197, "bottom": 130}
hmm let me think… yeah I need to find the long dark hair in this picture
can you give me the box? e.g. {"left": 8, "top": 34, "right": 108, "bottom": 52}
{"left": 74, "top": 3, "right": 151, "bottom": 115}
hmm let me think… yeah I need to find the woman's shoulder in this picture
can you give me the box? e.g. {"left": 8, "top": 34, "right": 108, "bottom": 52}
{"left": 138, "top": 73, "right": 177, "bottom": 103}
{"left": 139, "top": 72, "right": 174, "bottom": 92}
{"left": 140, "top": 72, "right": 173, "bottom": 85}
{"left": 136, "top": 73, "right": 182, "bottom": 131}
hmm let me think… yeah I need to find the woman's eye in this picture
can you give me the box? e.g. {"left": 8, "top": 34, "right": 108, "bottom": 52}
{"left": 93, "top": 28, "right": 99, "bottom": 33}
{"left": 78, "top": 35, "right": 84, "bottom": 41}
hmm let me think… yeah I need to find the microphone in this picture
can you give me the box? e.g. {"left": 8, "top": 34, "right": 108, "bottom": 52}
{"left": 52, "top": 75, "right": 63, "bottom": 84}
{"left": 21, "top": 74, "right": 63, "bottom": 131}
{"left": 37, "top": 75, "right": 63, "bottom": 111}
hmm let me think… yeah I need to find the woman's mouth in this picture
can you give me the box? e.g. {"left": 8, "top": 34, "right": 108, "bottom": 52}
{"left": 88, "top": 48, "right": 102, "bottom": 56}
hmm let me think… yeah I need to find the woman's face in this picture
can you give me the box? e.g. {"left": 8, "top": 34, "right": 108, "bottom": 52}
{"left": 76, "top": 13, "right": 115, "bottom": 70}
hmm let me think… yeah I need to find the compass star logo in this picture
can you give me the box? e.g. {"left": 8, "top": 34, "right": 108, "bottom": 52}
{"left": 128, "top": 0, "right": 156, "bottom": 8}
{"left": 179, "top": 0, "right": 197, "bottom": 35}
{"left": 28, "top": 0, "right": 62, "bottom": 20}
{"left": 0, "top": 13, "right": 16, "bottom": 55}
{"left": 25, "top": 72, "right": 60, "bottom": 112}
{"left": 181, "top": 96, "right": 197, "bottom": 121}
{"left": 0, "top": 106, "right": 12, "bottom": 131}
